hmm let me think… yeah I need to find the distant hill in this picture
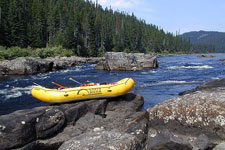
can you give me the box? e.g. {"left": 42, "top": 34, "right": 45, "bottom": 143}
{"left": 180, "top": 31, "right": 225, "bottom": 53}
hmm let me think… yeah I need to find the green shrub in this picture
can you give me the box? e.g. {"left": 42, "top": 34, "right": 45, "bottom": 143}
{"left": 33, "top": 46, "right": 74, "bottom": 58}
{"left": 0, "top": 46, "right": 32, "bottom": 60}
{"left": 0, "top": 46, "right": 77, "bottom": 60}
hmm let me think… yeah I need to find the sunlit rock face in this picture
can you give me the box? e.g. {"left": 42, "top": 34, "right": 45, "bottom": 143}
{"left": 95, "top": 52, "right": 158, "bottom": 71}
{"left": 147, "top": 79, "right": 225, "bottom": 150}
{"left": 148, "top": 89, "right": 225, "bottom": 140}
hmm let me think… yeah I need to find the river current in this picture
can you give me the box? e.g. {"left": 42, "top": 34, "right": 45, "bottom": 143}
{"left": 1, "top": 54, "right": 225, "bottom": 115}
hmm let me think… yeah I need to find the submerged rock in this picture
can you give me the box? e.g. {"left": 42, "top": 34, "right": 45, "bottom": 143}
{"left": 197, "top": 55, "right": 216, "bottom": 58}
{"left": 95, "top": 52, "right": 158, "bottom": 71}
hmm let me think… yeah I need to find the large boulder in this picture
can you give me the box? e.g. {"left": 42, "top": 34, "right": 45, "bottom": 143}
{"left": 0, "top": 57, "right": 54, "bottom": 75}
{"left": 0, "top": 93, "right": 148, "bottom": 150}
{"left": 147, "top": 78, "right": 225, "bottom": 149}
{"left": 95, "top": 52, "right": 158, "bottom": 71}
{"left": 134, "top": 53, "right": 158, "bottom": 68}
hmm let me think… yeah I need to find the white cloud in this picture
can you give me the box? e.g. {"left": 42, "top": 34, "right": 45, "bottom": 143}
{"left": 112, "top": 0, "right": 134, "bottom": 8}
{"left": 95, "top": 0, "right": 142, "bottom": 9}
{"left": 97, "top": 0, "right": 108, "bottom": 6}
{"left": 92, "top": 0, "right": 155, "bottom": 24}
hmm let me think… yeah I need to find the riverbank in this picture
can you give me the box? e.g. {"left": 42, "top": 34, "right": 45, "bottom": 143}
{"left": 0, "top": 52, "right": 159, "bottom": 77}
{"left": 0, "top": 78, "right": 224, "bottom": 150}
{"left": 0, "top": 56, "right": 103, "bottom": 77}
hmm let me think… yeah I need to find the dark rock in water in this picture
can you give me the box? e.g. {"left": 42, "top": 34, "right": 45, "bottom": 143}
{"left": 180, "top": 78, "right": 225, "bottom": 95}
{"left": 0, "top": 93, "right": 148, "bottom": 150}
{"left": 58, "top": 129, "right": 142, "bottom": 150}
{"left": 197, "top": 54, "right": 216, "bottom": 58}
{"left": 219, "top": 58, "right": 225, "bottom": 61}
{"left": 95, "top": 52, "right": 158, "bottom": 71}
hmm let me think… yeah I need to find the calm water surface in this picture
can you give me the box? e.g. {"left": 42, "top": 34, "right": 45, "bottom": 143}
{"left": 1, "top": 54, "right": 225, "bottom": 115}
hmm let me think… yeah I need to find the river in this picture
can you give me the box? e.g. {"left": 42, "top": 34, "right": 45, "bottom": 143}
{"left": 1, "top": 54, "right": 225, "bottom": 115}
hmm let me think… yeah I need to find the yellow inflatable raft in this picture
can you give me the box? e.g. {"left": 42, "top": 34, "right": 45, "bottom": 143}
{"left": 31, "top": 78, "right": 134, "bottom": 103}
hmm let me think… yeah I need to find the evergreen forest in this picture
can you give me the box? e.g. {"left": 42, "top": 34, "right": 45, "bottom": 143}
{"left": 0, "top": 0, "right": 192, "bottom": 59}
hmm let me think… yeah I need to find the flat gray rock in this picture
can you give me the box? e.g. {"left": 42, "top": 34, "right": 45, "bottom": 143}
{"left": 59, "top": 129, "right": 141, "bottom": 150}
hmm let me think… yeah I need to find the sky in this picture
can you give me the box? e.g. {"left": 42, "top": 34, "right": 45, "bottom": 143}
{"left": 90, "top": 0, "right": 225, "bottom": 34}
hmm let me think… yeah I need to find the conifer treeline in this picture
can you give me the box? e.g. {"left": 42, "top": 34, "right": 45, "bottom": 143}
{"left": 0, "top": 0, "right": 191, "bottom": 57}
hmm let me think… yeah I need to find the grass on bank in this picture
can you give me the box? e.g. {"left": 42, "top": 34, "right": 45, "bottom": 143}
{"left": 0, "top": 46, "right": 190, "bottom": 61}
{"left": 0, "top": 46, "right": 74, "bottom": 60}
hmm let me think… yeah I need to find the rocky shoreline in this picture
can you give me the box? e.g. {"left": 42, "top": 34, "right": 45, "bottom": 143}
{"left": 0, "top": 56, "right": 103, "bottom": 77}
{"left": 0, "top": 52, "right": 158, "bottom": 78}
{"left": 0, "top": 78, "right": 224, "bottom": 150}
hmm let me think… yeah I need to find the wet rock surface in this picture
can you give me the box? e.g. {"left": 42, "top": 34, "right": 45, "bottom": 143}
{"left": 95, "top": 52, "right": 158, "bottom": 71}
{"left": 0, "top": 56, "right": 102, "bottom": 76}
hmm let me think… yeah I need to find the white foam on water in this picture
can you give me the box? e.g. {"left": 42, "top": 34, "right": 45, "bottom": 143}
{"left": 160, "top": 80, "right": 187, "bottom": 84}
{"left": 0, "top": 85, "right": 33, "bottom": 100}
{"left": 139, "top": 80, "right": 198, "bottom": 88}
{"left": 211, "top": 77, "right": 220, "bottom": 80}
{"left": 31, "top": 74, "right": 50, "bottom": 80}
{"left": 168, "top": 65, "right": 213, "bottom": 70}
{"left": 189, "top": 63, "right": 203, "bottom": 65}
{"left": 56, "top": 67, "right": 83, "bottom": 73}
{"left": 0, "top": 89, "right": 7, "bottom": 95}
{"left": 5, "top": 91, "right": 23, "bottom": 99}
{"left": 141, "top": 70, "right": 158, "bottom": 74}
